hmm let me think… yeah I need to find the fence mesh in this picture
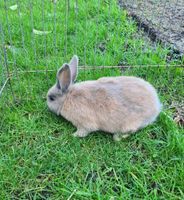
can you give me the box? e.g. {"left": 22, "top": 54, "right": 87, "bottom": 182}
{"left": 0, "top": 0, "right": 183, "bottom": 103}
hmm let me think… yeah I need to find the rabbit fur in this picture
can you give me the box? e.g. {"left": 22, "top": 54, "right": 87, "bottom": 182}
{"left": 47, "top": 55, "right": 162, "bottom": 141}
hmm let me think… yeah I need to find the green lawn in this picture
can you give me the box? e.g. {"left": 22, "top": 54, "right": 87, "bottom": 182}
{"left": 0, "top": 0, "right": 184, "bottom": 199}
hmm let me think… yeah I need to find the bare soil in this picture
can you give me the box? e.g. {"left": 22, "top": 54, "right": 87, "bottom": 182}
{"left": 118, "top": 0, "right": 184, "bottom": 54}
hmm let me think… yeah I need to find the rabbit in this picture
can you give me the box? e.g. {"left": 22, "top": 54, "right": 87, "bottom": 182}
{"left": 47, "top": 55, "right": 162, "bottom": 141}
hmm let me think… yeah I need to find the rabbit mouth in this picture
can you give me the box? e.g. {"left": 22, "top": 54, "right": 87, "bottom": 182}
{"left": 56, "top": 103, "right": 63, "bottom": 116}
{"left": 47, "top": 101, "right": 57, "bottom": 114}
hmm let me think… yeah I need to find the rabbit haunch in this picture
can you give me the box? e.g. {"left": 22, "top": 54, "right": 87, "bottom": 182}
{"left": 47, "top": 55, "right": 162, "bottom": 141}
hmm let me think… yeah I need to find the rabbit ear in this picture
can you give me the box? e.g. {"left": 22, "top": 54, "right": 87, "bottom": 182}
{"left": 69, "top": 55, "right": 78, "bottom": 83}
{"left": 56, "top": 64, "right": 71, "bottom": 92}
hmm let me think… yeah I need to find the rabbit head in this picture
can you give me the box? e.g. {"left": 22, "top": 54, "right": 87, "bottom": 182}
{"left": 47, "top": 55, "right": 78, "bottom": 115}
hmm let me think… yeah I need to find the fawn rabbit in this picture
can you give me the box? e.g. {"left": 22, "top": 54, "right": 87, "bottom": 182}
{"left": 47, "top": 55, "right": 162, "bottom": 141}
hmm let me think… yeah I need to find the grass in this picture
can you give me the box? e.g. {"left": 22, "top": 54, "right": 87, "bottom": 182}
{"left": 0, "top": 0, "right": 184, "bottom": 199}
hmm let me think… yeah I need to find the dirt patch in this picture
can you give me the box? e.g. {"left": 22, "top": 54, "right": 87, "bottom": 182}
{"left": 169, "top": 101, "right": 184, "bottom": 127}
{"left": 118, "top": 0, "right": 184, "bottom": 55}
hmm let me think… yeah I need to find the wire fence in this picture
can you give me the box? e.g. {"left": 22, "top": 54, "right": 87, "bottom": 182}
{"left": 0, "top": 0, "right": 183, "bottom": 103}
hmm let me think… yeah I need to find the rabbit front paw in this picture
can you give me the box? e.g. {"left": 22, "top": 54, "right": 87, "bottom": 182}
{"left": 113, "top": 133, "right": 130, "bottom": 141}
{"left": 73, "top": 129, "right": 90, "bottom": 138}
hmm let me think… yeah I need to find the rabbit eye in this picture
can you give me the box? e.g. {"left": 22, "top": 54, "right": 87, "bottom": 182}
{"left": 49, "top": 95, "right": 56, "bottom": 101}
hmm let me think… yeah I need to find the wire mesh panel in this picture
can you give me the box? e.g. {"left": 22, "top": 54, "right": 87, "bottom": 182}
{"left": 0, "top": 0, "right": 183, "bottom": 103}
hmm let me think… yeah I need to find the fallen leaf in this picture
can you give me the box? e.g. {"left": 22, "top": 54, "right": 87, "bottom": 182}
{"left": 9, "top": 4, "right": 18, "bottom": 11}
{"left": 33, "top": 29, "right": 52, "bottom": 35}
